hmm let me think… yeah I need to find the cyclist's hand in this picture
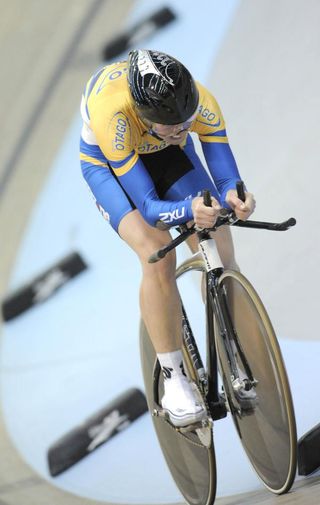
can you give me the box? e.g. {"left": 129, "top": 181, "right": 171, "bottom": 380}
{"left": 226, "top": 189, "right": 256, "bottom": 220}
{"left": 191, "top": 196, "right": 221, "bottom": 228}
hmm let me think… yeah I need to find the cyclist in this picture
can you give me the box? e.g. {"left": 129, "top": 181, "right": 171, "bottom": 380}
{"left": 80, "top": 49, "right": 255, "bottom": 427}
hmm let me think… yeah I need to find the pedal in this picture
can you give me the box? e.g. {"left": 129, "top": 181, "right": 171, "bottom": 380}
{"left": 153, "top": 406, "right": 213, "bottom": 447}
{"left": 179, "top": 422, "right": 201, "bottom": 433}
{"left": 178, "top": 416, "right": 211, "bottom": 434}
{"left": 178, "top": 417, "right": 213, "bottom": 447}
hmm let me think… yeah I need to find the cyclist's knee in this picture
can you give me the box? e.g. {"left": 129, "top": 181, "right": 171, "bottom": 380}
{"left": 140, "top": 237, "right": 176, "bottom": 278}
{"left": 118, "top": 210, "right": 177, "bottom": 278}
{"left": 136, "top": 231, "right": 177, "bottom": 280}
{"left": 121, "top": 219, "right": 174, "bottom": 267}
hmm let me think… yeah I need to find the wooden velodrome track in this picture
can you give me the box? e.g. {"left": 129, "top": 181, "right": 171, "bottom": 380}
{"left": 1, "top": 1, "right": 319, "bottom": 504}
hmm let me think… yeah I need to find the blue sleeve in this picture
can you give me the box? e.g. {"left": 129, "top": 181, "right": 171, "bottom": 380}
{"left": 114, "top": 157, "right": 193, "bottom": 227}
{"left": 201, "top": 134, "right": 242, "bottom": 208}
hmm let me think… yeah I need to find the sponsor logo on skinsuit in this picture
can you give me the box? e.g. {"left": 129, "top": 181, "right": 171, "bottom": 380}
{"left": 138, "top": 140, "right": 168, "bottom": 153}
{"left": 96, "top": 202, "right": 110, "bottom": 221}
{"left": 159, "top": 207, "right": 185, "bottom": 223}
{"left": 111, "top": 112, "right": 131, "bottom": 152}
{"left": 196, "top": 105, "right": 221, "bottom": 127}
{"left": 107, "top": 112, "right": 131, "bottom": 151}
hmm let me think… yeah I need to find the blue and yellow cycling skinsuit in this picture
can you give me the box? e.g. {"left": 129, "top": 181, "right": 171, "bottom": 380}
{"left": 80, "top": 60, "right": 241, "bottom": 232}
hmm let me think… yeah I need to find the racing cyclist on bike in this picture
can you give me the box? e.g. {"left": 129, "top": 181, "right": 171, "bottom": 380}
{"left": 80, "top": 49, "right": 255, "bottom": 427}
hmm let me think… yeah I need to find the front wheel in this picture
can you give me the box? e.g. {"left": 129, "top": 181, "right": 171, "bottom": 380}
{"left": 139, "top": 254, "right": 217, "bottom": 505}
{"left": 140, "top": 320, "right": 217, "bottom": 505}
{"left": 214, "top": 270, "right": 297, "bottom": 494}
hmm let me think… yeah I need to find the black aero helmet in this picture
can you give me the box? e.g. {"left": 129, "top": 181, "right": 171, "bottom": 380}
{"left": 127, "top": 49, "right": 199, "bottom": 125}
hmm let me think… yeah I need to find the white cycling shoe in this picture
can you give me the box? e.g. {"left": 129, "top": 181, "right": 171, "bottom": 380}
{"left": 161, "top": 376, "right": 206, "bottom": 428}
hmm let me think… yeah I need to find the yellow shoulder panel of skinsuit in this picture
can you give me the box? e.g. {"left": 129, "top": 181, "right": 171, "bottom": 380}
{"left": 192, "top": 81, "right": 228, "bottom": 143}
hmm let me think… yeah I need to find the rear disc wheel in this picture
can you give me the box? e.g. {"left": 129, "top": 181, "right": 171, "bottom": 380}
{"left": 214, "top": 270, "right": 297, "bottom": 494}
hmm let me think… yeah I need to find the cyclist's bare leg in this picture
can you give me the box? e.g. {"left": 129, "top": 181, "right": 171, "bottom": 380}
{"left": 119, "top": 210, "right": 205, "bottom": 426}
{"left": 118, "top": 210, "right": 182, "bottom": 353}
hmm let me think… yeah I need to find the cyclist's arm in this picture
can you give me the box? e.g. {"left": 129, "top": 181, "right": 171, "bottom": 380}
{"left": 109, "top": 152, "right": 193, "bottom": 227}
{"left": 201, "top": 134, "right": 242, "bottom": 208}
{"left": 194, "top": 82, "right": 245, "bottom": 207}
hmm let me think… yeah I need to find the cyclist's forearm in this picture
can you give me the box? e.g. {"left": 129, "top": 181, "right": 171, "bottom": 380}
{"left": 201, "top": 140, "right": 243, "bottom": 207}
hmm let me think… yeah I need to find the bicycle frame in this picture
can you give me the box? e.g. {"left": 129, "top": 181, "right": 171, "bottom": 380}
{"left": 150, "top": 204, "right": 296, "bottom": 425}
{"left": 175, "top": 229, "right": 255, "bottom": 423}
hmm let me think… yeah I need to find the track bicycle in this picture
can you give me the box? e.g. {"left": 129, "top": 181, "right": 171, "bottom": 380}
{"left": 139, "top": 182, "right": 297, "bottom": 505}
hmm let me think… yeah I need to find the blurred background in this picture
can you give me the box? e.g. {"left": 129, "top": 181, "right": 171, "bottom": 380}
{"left": 0, "top": 1, "right": 319, "bottom": 504}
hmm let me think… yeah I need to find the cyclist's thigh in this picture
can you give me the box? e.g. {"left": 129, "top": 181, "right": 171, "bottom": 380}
{"left": 81, "top": 160, "right": 134, "bottom": 232}
{"left": 81, "top": 159, "right": 173, "bottom": 262}
{"left": 212, "top": 226, "right": 239, "bottom": 270}
{"left": 119, "top": 210, "right": 173, "bottom": 264}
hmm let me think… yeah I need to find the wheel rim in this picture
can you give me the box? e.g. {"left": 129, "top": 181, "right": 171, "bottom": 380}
{"left": 215, "top": 270, "right": 297, "bottom": 494}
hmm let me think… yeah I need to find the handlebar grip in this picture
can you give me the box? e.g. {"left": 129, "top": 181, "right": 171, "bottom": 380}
{"left": 275, "top": 217, "right": 297, "bottom": 230}
{"left": 203, "top": 189, "right": 212, "bottom": 207}
{"left": 236, "top": 181, "right": 246, "bottom": 202}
